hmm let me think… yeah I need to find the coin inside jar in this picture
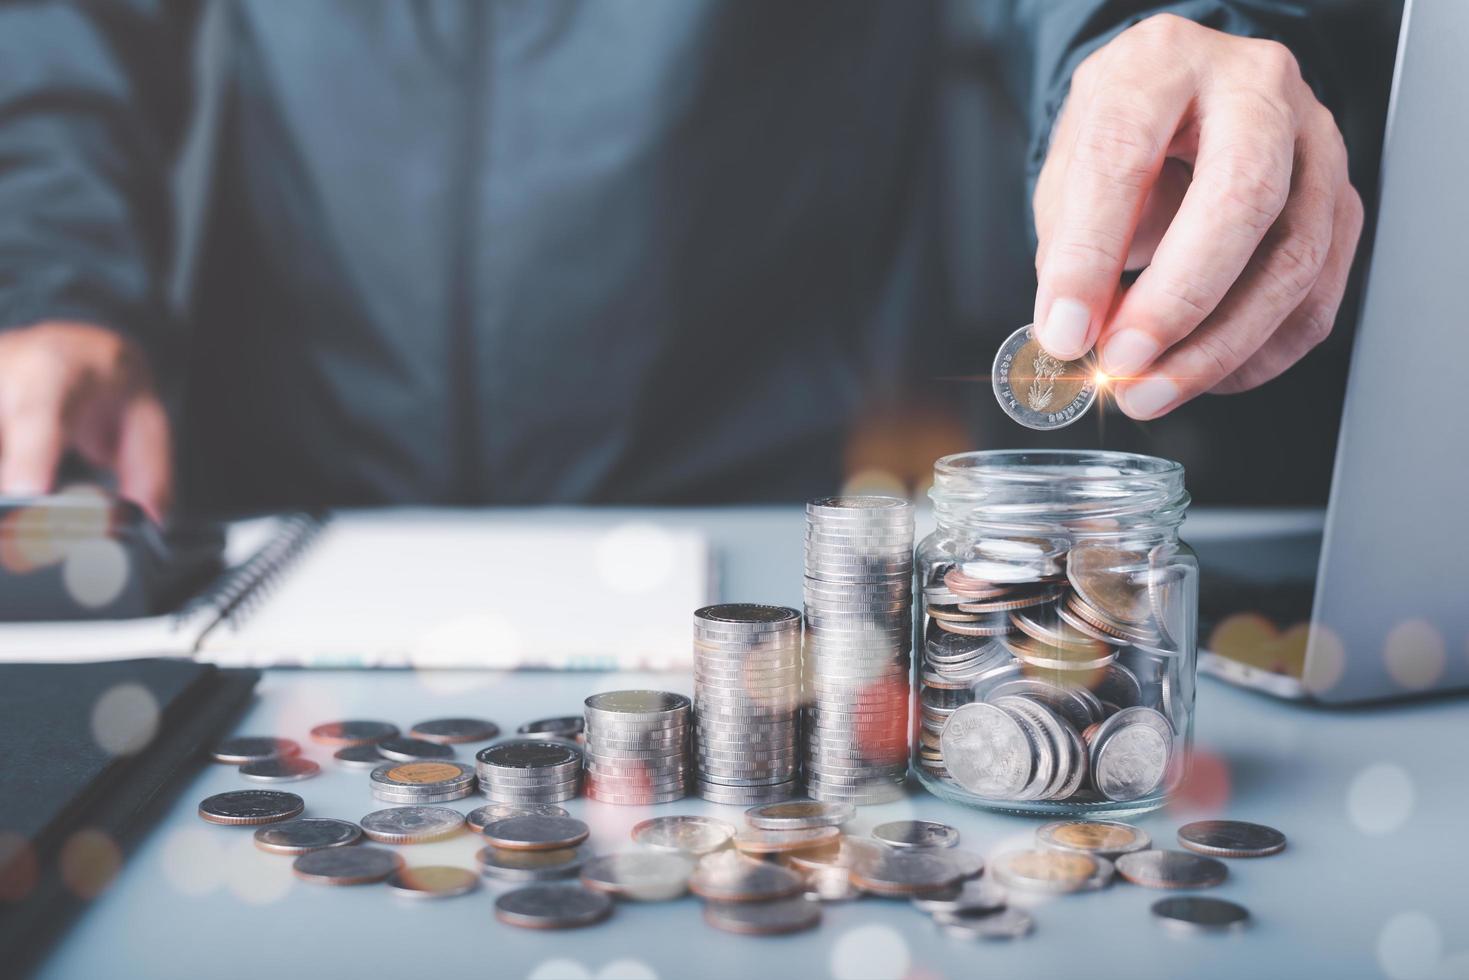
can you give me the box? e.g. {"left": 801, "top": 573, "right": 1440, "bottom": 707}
{"left": 385, "top": 865, "right": 481, "bottom": 899}
{"left": 482, "top": 815, "right": 590, "bottom": 852}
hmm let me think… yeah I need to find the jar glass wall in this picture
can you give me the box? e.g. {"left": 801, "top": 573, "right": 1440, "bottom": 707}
{"left": 912, "top": 450, "right": 1198, "bottom": 817}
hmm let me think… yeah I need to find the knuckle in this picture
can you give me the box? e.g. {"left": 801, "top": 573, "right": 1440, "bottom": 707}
{"left": 1128, "top": 13, "right": 1192, "bottom": 48}
{"left": 1296, "top": 303, "right": 1336, "bottom": 347}
{"left": 1189, "top": 331, "right": 1247, "bottom": 380}
{"left": 1049, "top": 231, "right": 1130, "bottom": 276}
{"left": 1073, "top": 109, "right": 1162, "bottom": 189}
{"left": 1266, "top": 230, "right": 1331, "bottom": 298}
{"left": 1210, "top": 148, "right": 1291, "bottom": 230}
{"left": 1150, "top": 272, "right": 1218, "bottom": 327}
{"left": 1246, "top": 38, "right": 1303, "bottom": 91}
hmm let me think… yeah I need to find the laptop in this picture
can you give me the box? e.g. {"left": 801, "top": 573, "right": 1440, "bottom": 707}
{"left": 1196, "top": 0, "right": 1469, "bottom": 704}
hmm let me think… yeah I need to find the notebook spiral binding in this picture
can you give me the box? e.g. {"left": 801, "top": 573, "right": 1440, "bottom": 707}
{"left": 183, "top": 513, "right": 326, "bottom": 645}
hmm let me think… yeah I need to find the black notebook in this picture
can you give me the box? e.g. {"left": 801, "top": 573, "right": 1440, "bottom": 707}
{"left": 0, "top": 659, "right": 259, "bottom": 973}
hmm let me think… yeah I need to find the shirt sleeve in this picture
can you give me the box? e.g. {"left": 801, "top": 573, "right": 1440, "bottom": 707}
{"left": 1011, "top": 0, "right": 1336, "bottom": 240}
{"left": 0, "top": 0, "right": 197, "bottom": 370}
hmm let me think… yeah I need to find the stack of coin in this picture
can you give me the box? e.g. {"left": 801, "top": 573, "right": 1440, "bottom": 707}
{"left": 369, "top": 760, "right": 477, "bottom": 804}
{"left": 692, "top": 604, "right": 801, "bottom": 805}
{"left": 802, "top": 496, "right": 914, "bottom": 804}
{"left": 476, "top": 740, "right": 583, "bottom": 805}
{"left": 582, "top": 691, "right": 691, "bottom": 805}
{"left": 919, "top": 534, "right": 1186, "bottom": 806}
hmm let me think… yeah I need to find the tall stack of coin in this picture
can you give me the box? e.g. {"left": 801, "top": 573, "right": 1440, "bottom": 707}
{"left": 692, "top": 604, "right": 801, "bottom": 805}
{"left": 476, "top": 740, "right": 583, "bottom": 805}
{"left": 583, "top": 691, "right": 691, "bottom": 805}
{"left": 802, "top": 496, "right": 915, "bottom": 804}
{"left": 921, "top": 536, "right": 1183, "bottom": 805}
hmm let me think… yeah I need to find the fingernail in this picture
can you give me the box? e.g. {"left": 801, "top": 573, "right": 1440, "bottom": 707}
{"left": 1037, "top": 298, "right": 1091, "bottom": 358}
{"left": 1099, "top": 329, "right": 1161, "bottom": 376}
{"left": 1118, "top": 377, "right": 1179, "bottom": 419}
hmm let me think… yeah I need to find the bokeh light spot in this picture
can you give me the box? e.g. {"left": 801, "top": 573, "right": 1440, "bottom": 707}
{"left": 1377, "top": 911, "right": 1443, "bottom": 980}
{"left": 1301, "top": 623, "right": 1347, "bottom": 695}
{"left": 91, "top": 682, "right": 159, "bottom": 756}
{"left": 1347, "top": 763, "right": 1414, "bottom": 836}
{"left": 1169, "top": 746, "right": 1231, "bottom": 814}
{"left": 62, "top": 538, "right": 130, "bottom": 609}
{"left": 830, "top": 923, "right": 911, "bottom": 980}
{"left": 1383, "top": 619, "right": 1446, "bottom": 690}
{"left": 59, "top": 828, "right": 121, "bottom": 900}
{"left": 224, "top": 831, "right": 293, "bottom": 905}
{"left": 0, "top": 832, "right": 38, "bottom": 902}
{"left": 528, "top": 961, "right": 593, "bottom": 980}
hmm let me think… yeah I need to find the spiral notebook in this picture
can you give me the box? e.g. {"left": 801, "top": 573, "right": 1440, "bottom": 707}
{"left": 0, "top": 510, "right": 712, "bottom": 670}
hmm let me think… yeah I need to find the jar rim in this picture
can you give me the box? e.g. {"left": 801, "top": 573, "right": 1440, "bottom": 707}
{"left": 933, "top": 449, "right": 1183, "bottom": 484}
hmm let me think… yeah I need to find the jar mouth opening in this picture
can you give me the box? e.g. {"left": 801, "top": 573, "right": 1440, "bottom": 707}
{"left": 934, "top": 450, "right": 1183, "bottom": 484}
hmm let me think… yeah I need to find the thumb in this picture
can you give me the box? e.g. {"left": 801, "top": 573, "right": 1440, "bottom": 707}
{"left": 0, "top": 401, "right": 67, "bottom": 497}
{"left": 113, "top": 395, "right": 173, "bottom": 522}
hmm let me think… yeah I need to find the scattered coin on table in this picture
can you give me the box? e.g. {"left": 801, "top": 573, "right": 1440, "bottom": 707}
{"left": 579, "top": 852, "right": 695, "bottom": 901}
{"left": 688, "top": 851, "right": 805, "bottom": 903}
{"left": 482, "top": 815, "right": 590, "bottom": 852}
{"left": 238, "top": 756, "right": 320, "bottom": 783}
{"left": 476, "top": 845, "right": 591, "bottom": 882}
{"left": 1115, "top": 849, "right": 1228, "bottom": 889}
{"left": 386, "top": 866, "right": 480, "bottom": 899}
{"left": 911, "top": 879, "right": 1007, "bottom": 916}
{"left": 517, "top": 715, "right": 584, "bottom": 740}
{"left": 703, "top": 896, "right": 822, "bottom": 936}
{"left": 733, "top": 826, "right": 841, "bottom": 856}
{"left": 849, "top": 845, "right": 968, "bottom": 897}
{"left": 409, "top": 717, "right": 501, "bottom": 744}
{"left": 936, "top": 906, "right": 1035, "bottom": 941}
{"left": 466, "top": 802, "right": 570, "bottom": 834}
{"left": 198, "top": 790, "right": 304, "bottom": 826}
{"left": 1151, "top": 896, "right": 1251, "bottom": 933}
{"left": 631, "top": 815, "right": 735, "bottom": 855}
{"left": 744, "top": 800, "right": 854, "bottom": 831}
{"left": 292, "top": 846, "right": 402, "bottom": 886}
{"left": 990, "top": 849, "right": 1100, "bottom": 894}
{"left": 253, "top": 817, "right": 361, "bottom": 855}
{"left": 359, "top": 806, "right": 466, "bottom": 844}
{"left": 333, "top": 744, "right": 389, "bottom": 770}
{"left": 1036, "top": 819, "right": 1151, "bottom": 858}
{"left": 375, "top": 736, "right": 455, "bottom": 762}
{"left": 1177, "top": 820, "right": 1286, "bottom": 858}
{"left": 309, "top": 720, "right": 398, "bottom": 747}
{"left": 210, "top": 736, "right": 300, "bottom": 765}
{"left": 495, "top": 885, "right": 613, "bottom": 930}
{"left": 369, "top": 760, "right": 477, "bottom": 804}
{"left": 873, "top": 820, "right": 960, "bottom": 849}
{"left": 475, "top": 740, "right": 582, "bottom": 806}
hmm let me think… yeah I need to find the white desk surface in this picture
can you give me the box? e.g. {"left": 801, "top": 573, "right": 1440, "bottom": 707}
{"left": 33, "top": 506, "right": 1467, "bottom": 980}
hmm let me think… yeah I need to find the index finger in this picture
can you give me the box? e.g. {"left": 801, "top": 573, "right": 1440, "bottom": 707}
{"left": 1033, "top": 62, "right": 1195, "bottom": 360}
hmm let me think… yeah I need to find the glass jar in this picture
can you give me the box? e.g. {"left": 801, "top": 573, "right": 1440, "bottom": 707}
{"left": 912, "top": 450, "right": 1197, "bottom": 817}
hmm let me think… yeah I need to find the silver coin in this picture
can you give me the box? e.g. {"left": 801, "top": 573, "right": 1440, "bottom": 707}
{"left": 584, "top": 690, "right": 691, "bottom": 723}
{"left": 483, "top": 815, "right": 590, "bottom": 851}
{"left": 1091, "top": 707, "right": 1174, "bottom": 802}
{"left": 1036, "top": 820, "right": 1151, "bottom": 858}
{"left": 631, "top": 816, "right": 735, "bottom": 855}
{"left": 850, "top": 847, "right": 967, "bottom": 896}
{"left": 210, "top": 736, "right": 300, "bottom": 765}
{"left": 370, "top": 760, "right": 476, "bottom": 792}
{"left": 309, "top": 720, "right": 398, "bottom": 746}
{"left": 292, "top": 846, "right": 402, "bottom": 885}
{"left": 375, "top": 737, "right": 455, "bottom": 762}
{"left": 409, "top": 717, "right": 500, "bottom": 744}
{"left": 991, "top": 325, "right": 1098, "bottom": 430}
{"left": 1151, "top": 896, "right": 1250, "bottom": 933}
{"left": 334, "top": 744, "right": 389, "bottom": 770}
{"left": 477, "top": 740, "right": 583, "bottom": 772}
{"left": 238, "top": 756, "right": 320, "bottom": 783}
{"left": 694, "top": 603, "right": 802, "bottom": 630}
{"left": 743, "top": 801, "right": 855, "bottom": 830}
{"left": 385, "top": 865, "right": 480, "bottom": 899}
{"left": 1116, "top": 849, "right": 1229, "bottom": 889}
{"left": 941, "top": 702, "right": 1034, "bottom": 799}
{"left": 873, "top": 820, "right": 960, "bottom": 850}
{"left": 936, "top": 906, "right": 1035, "bottom": 941}
{"left": 688, "top": 851, "right": 805, "bottom": 902}
{"left": 580, "top": 851, "right": 695, "bottom": 901}
{"left": 704, "top": 896, "right": 821, "bottom": 935}
{"left": 517, "top": 715, "right": 584, "bottom": 740}
{"left": 253, "top": 817, "right": 361, "bottom": 855}
{"left": 495, "top": 884, "right": 613, "bottom": 929}
{"left": 372, "top": 786, "right": 476, "bottom": 804}
{"left": 476, "top": 844, "right": 590, "bottom": 881}
{"left": 1177, "top": 820, "right": 1286, "bottom": 858}
{"left": 911, "top": 879, "right": 1006, "bottom": 915}
{"left": 359, "top": 806, "right": 466, "bottom": 844}
{"left": 198, "top": 790, "right": 304, "bottom": 826}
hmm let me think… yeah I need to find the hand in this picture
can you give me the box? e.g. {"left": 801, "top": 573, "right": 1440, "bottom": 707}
{"left": 1031, "top": 14, "right": 1364, "bottom": 419}
{"left": 0, "top": 321, "right": 173, "bottom": 519}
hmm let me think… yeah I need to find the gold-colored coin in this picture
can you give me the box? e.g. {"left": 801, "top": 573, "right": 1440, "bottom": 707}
{"left": 991, "top": 849, "right": 1098, "bottom": 893}
{"left": 991, "top": 324, "right": 1098, "bottom": 430}
{"left": 1037, "top": 819, "right": 1151, "bottom": 857}
{"left": 386, "top": 761, "right": 463, "bottom": 784}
